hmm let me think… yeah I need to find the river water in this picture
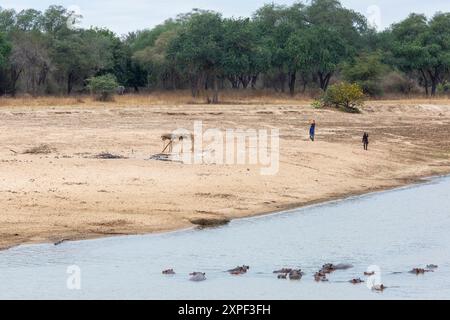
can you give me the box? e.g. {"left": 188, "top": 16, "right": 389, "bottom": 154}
{"left": 1, "top": 177, "right": 450, "bottom": 300}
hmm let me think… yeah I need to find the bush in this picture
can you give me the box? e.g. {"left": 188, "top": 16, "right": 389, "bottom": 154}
{"left": 381, "top": 71, "right": 420, "bottom": 95}
{"left": 342, "top": 52, "right": 389, "bottom": 97}
{"left": 86, "top": 74, "right": 119, "bottom": 101}
{"left": 318, "top": 82, "right": 365, "bottom": 113}
{"left": 437, "top": 81, "right": 450, "bottom": 95}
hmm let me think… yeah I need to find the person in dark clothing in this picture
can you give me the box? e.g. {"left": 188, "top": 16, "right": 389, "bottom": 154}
{"left": 310, "top": 120, "right": 316, "bottom": 141}
{"left": 362, "top": 132, "right": 369, "bottom": 150}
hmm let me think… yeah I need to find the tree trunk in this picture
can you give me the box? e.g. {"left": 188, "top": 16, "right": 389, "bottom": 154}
{"left": 279, "top": 73, "right": 286, "bottom": 93}
{"left": 67, "top": 72, "right": 74, "bottom": 95}
{"left": 228, "top": 76, "right": 239, "bottom": 89}
{"left": 10, "top": 67, "right": 23, "bottom": 96}
{"left": 299, "top": 73, "right": 308, "bottom": 93}
{"left": 318, "top": 72, "right": 332, "bottom": 91}
{"left": 428, "top": 69, "right": 440, "bottom": 96}
{"left": 190, "top": 74, "right": 200, "bottom": 98}
{"left": 251, "top": 74, "right": 258, "bottom": 89}
{"left": 419, "top": 69, "right": 429, "bottom": 96}
{"left": 288, "top": 72, "right": 296, "bottom": 96}
{"left": 212, "top": 75, "right": 219, "bottom": 104}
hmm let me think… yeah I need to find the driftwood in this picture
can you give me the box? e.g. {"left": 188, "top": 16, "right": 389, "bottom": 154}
{"left": 189, "top": 218, "right": 230, "bottom": 228}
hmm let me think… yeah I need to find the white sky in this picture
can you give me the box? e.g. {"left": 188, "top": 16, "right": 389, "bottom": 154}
{"left": 2, "top": 0, "right": 450, "bottom": 35}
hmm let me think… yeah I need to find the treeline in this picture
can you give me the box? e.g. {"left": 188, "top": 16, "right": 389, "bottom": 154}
{"left": 0, "top": 0, "right": 450, "bottom": 101}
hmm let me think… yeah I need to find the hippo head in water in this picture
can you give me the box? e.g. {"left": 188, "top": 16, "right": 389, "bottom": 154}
{"left": 162, "top": 269, "right": 175, "bottom": 275}
{"left": 189, "top": 272, "right": 207, "bottom": 282}
{"left": 288, "top": 269, "right": 303, "bottom": 280}
{"left": 314, "top": 272, "right": 328, "bottom": 282}
{"left": 409, "top": 268, "right": 433, "bottom": 275}
{"left": 273, "top": 268, "right": 293, "bottom": 274}
{"left": 228, "top": 265, "right": 250, "bottom": 275}
{"left": 372, "top": 284, "right": 387, "bottom": 291}
{"left": 349, "top": 278, "right": 364, "bottom": 284}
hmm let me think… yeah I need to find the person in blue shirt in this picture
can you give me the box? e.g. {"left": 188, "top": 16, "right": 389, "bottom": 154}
{"left": 309, "top": 120, "right": 316, "bottom": 141}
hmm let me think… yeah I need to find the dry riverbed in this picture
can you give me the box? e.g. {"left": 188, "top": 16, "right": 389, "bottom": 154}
{"left": 1, "top": 100, "right": 450, "bottom": 250}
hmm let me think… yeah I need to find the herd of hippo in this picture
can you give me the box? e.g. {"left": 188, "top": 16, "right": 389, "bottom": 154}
{"left": 162, "top": 263, "right": 439, "bottom": 291}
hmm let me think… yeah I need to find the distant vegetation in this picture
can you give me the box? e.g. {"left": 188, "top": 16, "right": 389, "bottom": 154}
{"left": 86, "top": 74, "right": 118, "bottom": 101}
{"left": 317, "top": 82, "right": 365, "bottom": 113}
{"left": 0, "top": 0, "right": 450, "bottom": 103}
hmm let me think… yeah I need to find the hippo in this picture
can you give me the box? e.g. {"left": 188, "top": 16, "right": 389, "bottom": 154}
{"left": 334, "top": 263, "right": 354, "bottom": 270}
{"left": 189, "top": 272, "right": 207, "bottom": 282}
{"left": 427, "top": 264, "right": 438, "bottom": 270}
{"left": 228, "top": 265, "right": 250, "bottom": 275}
{"left": 320, "top": 264, "right": 336, "bottom": 274}
{"left": 277, "top": 274, "right": 287, "bottom": 279}
{"left": 314, "top": 272, "right": 328, "bottom": 282}
{"left": 273, "top": 268, "right": 293, "bottom": 274}
{"left": 288, "top": 270, "right": 303, "bottom": 280}
{"left": 371, "top": 284, "right": 387, "bottom": 291}
{"left": 162, "top": 269, "right": 175, "bottom": 275}
{"left": 349, "top": 278, "right": 364, "bottom": 284}
{"left": 364, "top": 271, "right": 375, "bottom": 276}
{"left": 321, "top": 263, "right": 353, "bottom": 274}
{"left": 409, "top": 268, "right": 433, "bottom": 275}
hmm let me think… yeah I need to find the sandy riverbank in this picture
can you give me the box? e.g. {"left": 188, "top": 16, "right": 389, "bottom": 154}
{"left": 1, "top": 100, "right": 450, "bottom": 250}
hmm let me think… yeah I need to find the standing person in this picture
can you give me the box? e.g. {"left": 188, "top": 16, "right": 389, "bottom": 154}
{"left": 362, "top": 132, "right": 369, "bottom": 150}
{"left": 309, "top": 120, "right": 316, "bottom": 142}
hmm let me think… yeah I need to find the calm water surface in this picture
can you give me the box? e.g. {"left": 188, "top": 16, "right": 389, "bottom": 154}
{"left": 1, "top": 177, "right": 450, "bottom": 300}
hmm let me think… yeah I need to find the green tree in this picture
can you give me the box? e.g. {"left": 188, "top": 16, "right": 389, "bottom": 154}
{"left": 87, "top": 73, "right": 118, "bottom": 101}
{"left": 16, "top": 9, "right": 43, "bottom": 31}
{"left": 167, "top": 10, "right": 225, "bottom": 103}
{"left": 52, "top": 29, "right": 114, "bottom": 94}
{"left": 0, "top": 32, "right": 10, "bottom": 67}
{"left": 253, "top": 2, "right": 306, "bottom": 93}
{"left": 390, "top": 13, "right": 450, "bottom": 96}
{"left": 342, "top": 52, "right": 390, "bottom": 96}
{"left": 132, "top": 19, "right": 181, "bottom": 90}
{"left": 0, "top": 7, "right": 16, "bottom": 33}
{"left": 304, "top": 0, "right": 369, "bottom": 91}
{"left": 321, "top": 82, "right": 365, "bottom": 112}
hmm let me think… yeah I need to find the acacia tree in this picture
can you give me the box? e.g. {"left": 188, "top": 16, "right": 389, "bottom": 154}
{"left": 52, "top": 29, "right": 114, "bottom": 94}
{"left": 222, "top": 18, "right": 262, "bottom": 89}
{"left": 303, "top": 0, "right": 368, "bottom": 91}
{"left": 0, "top": 32, "right": 10, "bottom": 67}
{"left": 253, "top": 3, "right": 306, "bottom": 93}
{"left": 167, "top": 10, "right": 225, "bottom": 103}
{"left": 9, "top": 31, "right": 51, "bottom": 95}
{"left": 390, "top": 13, "right": 450, "bottom": 96}
{"left": 15, "top": 9, "right": 42, "bottom": 31}
{"left": 132, "top": 19, "right": 181, "bottom": 90}
{"left": 0, "top": 31, "right": 11, "bottom": 94}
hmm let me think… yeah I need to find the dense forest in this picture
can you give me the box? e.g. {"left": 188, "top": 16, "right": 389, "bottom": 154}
{"left": 0, "top": 0, "right": 449, "bottom": 100}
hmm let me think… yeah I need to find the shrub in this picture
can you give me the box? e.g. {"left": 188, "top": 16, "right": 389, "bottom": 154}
{"left": 320, "top": 82, "right": 365, "bottom": 113}
{"left": 342, "top": 52, "right": 389, "bottom": 97}
{"left": 381, "top": 71, "right": 420, "bottom": 95}
{"left": 86, "top": 74, "right": 119, "bottom": 101}
{"left": 437, "top": 81, "right": 450, "bottom": 95}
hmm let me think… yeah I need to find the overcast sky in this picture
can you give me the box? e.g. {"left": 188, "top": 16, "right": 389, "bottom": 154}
{"left": 2, "top": 0, "right": 450, "bottom": 35}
